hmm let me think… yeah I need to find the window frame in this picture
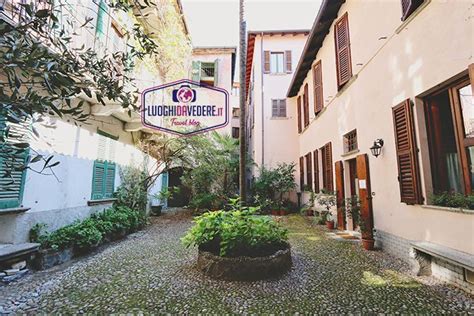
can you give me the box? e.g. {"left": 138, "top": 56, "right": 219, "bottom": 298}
{"left": 271, "top": 99, "right": 287, "bottom": 118}
{"left": 270, "top": 51, "right": 285, "bottom": 74}
{"left": 343, "top": 129, "right": 358, "bottom": 153}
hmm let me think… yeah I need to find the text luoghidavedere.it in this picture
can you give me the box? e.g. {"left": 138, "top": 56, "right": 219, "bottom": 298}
{"left": 145, "top": 105, "right": 223, "bottom": 117}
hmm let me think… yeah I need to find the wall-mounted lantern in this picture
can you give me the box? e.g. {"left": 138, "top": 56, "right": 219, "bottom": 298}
{"left": 370, "top": 139, "right": 384, "bottom": 158}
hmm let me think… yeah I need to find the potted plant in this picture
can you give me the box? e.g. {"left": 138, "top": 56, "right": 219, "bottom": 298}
{"left": 359, "top": 218, "right": 375, "bottom": 250}
{"left": 316, "top": 191, "right": 336, "bottom": 230}
{"left": 151, "top": 187, "right": 177, "bottom": 216}
{"left": 345, "top": 196, "right": 374, "bottom": 250}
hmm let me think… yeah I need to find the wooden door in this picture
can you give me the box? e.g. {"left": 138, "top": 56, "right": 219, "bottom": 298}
{"left": 335, "top": 160, "right": 345, "bottom": 230}
{"left": 356, "top": 154, "right": 374, "bottom": 241}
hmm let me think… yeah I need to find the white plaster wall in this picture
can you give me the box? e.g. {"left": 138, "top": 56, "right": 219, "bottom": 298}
{"left": 290, "top": 0, "right": 473, "bottom": 254}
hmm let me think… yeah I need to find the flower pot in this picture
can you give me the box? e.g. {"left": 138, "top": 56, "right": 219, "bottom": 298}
{"left": 279, "top": 210, "right": 287, "bottom": 216}
{"left": 151, "top": 205, "right": 162, "bottom": 216}
{"left": 326, "top": 220, "right": 335, "bottom": 230}
{"left": 271, "top": 210, "right": 279, "bottom": 216}
{"left": 362, "top": 239, "right": 375, "bottom": 251}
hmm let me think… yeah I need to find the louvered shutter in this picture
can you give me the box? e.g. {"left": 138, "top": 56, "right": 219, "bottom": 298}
{"left": 263, "top": 51, "right": 270, "bottom": 73}
{"left": 0, "top": 117, "right": 28, "bottom": 209}
{"left": 280, "top": 99, "right": 287, "bottom": 117}
{"left": 272, "top": 100, "right": 278, "bottom": 117}
{"left": 104, "top": 162, "right": 116, "bottom": 198}
{"left": 299, "top": 156, "right": 305, "bottom": 190}
{"left": 313, "top": 150, "right": 320, "bottom": 193}
{"left": 334, "top": 13, "right": 352, "bottom": 89}
{"left": 392, "top": 99, "right": 422, "bottom": 204}
{"left": 214, "top": 58, "right": 219, "bottom": 86}
{"left": 306, "top": 153, "right": 312, "bottom": 191}
{"left": 401, "top": 0, "right": 423, "bottom": 21}
{"left": 313, "top": 60, "right": 323, "bottom": 114}
{"left": 285, "top": 50, "right": 292, "bottom": 73}
{"left": 303, "top": 84, "right": 309, "bottom": 127}
{"left": 322, "top": 142, "right": 333, "bottom": 191}
{"left": 92, "top": 160, "right": 106, "bottom": 200}
{"left": 192, "top": 61, "right": 201, "bottom": 82}
{"left": 297, "top": 96, "right": 302, "bottom": 133}
{"left": 95, "top": 0, "right": 108, "bottom": 38}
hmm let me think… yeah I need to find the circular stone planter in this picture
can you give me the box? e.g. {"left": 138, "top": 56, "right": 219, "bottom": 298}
{"left": 197, "top": 245, "right": 292, "bottom": 281}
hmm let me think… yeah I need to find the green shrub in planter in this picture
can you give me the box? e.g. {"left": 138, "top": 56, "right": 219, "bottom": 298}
{"left": 431, "top": 192, "right": 474, "bottom": 209}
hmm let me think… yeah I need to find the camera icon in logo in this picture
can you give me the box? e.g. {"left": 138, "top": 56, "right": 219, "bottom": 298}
{"left": 172, "top": 85, "right": 196, "bottom": 103}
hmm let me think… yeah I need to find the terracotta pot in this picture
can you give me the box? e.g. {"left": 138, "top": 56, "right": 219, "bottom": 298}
{"left": 271, "top": 210, "right": 279, "bottom": 216}
{"left": 362, "top": 239, "right": 375, "bottom": 251}
{"left": 326, "top": 220, "right": 335, "bottom": 230}
{"left": 279, "top": 210, "right": 287, "bottom": 216}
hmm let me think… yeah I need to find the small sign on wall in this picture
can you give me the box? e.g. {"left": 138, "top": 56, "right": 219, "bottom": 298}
{"left": 359, "top": 179, "right": 367, "bottom": 189}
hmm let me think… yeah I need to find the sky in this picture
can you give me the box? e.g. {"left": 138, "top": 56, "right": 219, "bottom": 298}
{"left": 180, "top": 0, "right": 322, "bottom": 47}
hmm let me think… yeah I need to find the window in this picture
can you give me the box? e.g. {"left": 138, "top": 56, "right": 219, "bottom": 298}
{"left": 343, "top": 129, "right": 358, "bottom": 153}
{"left": 299, "top": 156, "right": 305, "bottom": 190}
{"left": 313, "top": 60, "right": 323, "bottom": 114}
{"left": 263, "top": 51, "right": 292, "bottom": 74}
{"left": 393, "top": 99, "right": 422, "bottom": 204}
{"left": 303, "top": 84, "right": 309, "bottom": 127}
{"left": 272, "top": 99, "right": 287, "bottom": 117}
{"left": 424, "top": 74, "right": 474, "bottom": 195}
{"left": 232, "top": 127, "right": 240, "bottom": 139}
{"left": 297, "top": 96, "right": 302, "bottom": 133}
{"left": 321, "top": 142, "right": 333, "bottom": 191}
{"left": 305, "top": 152, "right": 312, "bottom": 191}
{"left": 0, "top": 115, "right": 28, "bottom": 209}
{"left": 313, "top": 150, "right": 320, "bottom": 193}
{"left": 401, "top": 0, "right": 424, "bottom": 21}
{"left": 92, "top": 131, "right": 118, "bottom": 200}
{"left": 232, "top": 108, "right": 240, "bottom": 118}
{"left": 192, "top": 60, "right": 219, "bottom": 86}
{"left": 334, "top": 13, "right": 352, "bottom": 90}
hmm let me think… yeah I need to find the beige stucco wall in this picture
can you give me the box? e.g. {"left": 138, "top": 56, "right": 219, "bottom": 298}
{"left": 248, "top": 33, "right": 308, "bottom": 175}
{"left": 289, "top": 0, "right": 473, "bottom": 254}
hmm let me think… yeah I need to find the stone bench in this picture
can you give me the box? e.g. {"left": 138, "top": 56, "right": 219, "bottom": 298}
{"left": 0, "top": 243, "right": 40, "bottom": 268}
{"left": 411, "top": 241, "right": 474, "bottom": 277}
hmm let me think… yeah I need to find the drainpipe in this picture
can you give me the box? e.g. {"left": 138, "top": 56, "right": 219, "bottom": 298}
{"left": 260, "top": 33, "right": 265, "bottom": 167}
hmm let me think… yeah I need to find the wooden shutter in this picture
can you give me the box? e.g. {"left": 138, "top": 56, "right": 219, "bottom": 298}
{"left": 214, "top": 58, "right": 219, "bottom": 86}
{"left": 0, "top": 117, "right": 28, "bottom": 209}
{"left": 263, "top": 51, "right": 270, "bottom": 73}
{"left": 306, "top": 152, "right": 312, "bottom": 191}
{"left": 322, "top": 142, "right": 333, "bottom": 191}
{"left": 297, "top": 96, "right": 302, "bottom": 133}
{"left": 401, "top": 0, "right": 423, "bottom": 21}
{"left": 280, "top": 100, "right": 287, "bottom": 117}
{"left": 392, "top": 99, "right": 422, "bottom": 204}
{"left": 285, "top": 50, "right": 292, "bottom": 73}
{"left": 299, "top": 156, "right": 305, "bottom": 190}
{"left": 313, "top": 150, "right": 319, "bottom": 193}
{"left": 313, "top": 60, "right": 323, "bottom": 114}
{"left": 334, "top": 13, "right": 352, "bottom": 89}
{"left": 92, "top": 160, "right": 106, "bottom": 200}
{"left": 192, "top": 61, "right": 201, "bottom": 82}
{"left": 356, "top": 154, "right": 374, "bottom": 241}
{"left": 335, "top": 160, "right": 345, "bottom": 230}
{"left": 303, "top": 83, "right": 309, "bottom": 127}
{"left": 104, "top": 162, "right": 116, "bottom": 198}
{"left": 272, "top": 100, "right": 278, "bottom": 117}
{"left": 95, "top": 0, "right": 108, "bottom": 38}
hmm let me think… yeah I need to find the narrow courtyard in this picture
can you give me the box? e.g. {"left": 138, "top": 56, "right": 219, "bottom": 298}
{"left": 1, "top": 211, "right": 471, "bottom": 314}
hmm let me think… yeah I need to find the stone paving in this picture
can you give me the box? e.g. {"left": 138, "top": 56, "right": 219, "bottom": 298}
{"left": 0, "top": 211, "right": 472, "bottom": 314}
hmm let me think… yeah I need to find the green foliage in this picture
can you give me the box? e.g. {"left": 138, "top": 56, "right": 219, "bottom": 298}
{"left": 114, "top": 166, "right": 149, "bottom": 212}
{"left": 182, "top": 206, "right": 288, "bottom": 257}
{"left": 430, "top": 192, "right": 474, "bottom": 209}
{"left": 316, "top": 191, "right": 336, "bottom": 222}
{"left": 344, "top": 195, "right": 361, "bottom": 227}
{"left": 30, "top": 206, "right": 145, "bottom": 250}
{"left": 253, "top": 163, "right": 297, "bottom": 211}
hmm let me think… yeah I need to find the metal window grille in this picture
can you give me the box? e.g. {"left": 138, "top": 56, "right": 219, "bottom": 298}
{"left": 343, "top": 129, "right": 358, "bottom": 153}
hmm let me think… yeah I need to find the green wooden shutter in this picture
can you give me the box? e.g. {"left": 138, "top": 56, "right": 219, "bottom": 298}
{"left": 0, "top": 115, "right": 28, "bottom": 209}
{"left": 161, "top": 172, "right": 168, "bottom": 207}
{"left": 104, "top": 162, "right": 116, "bottom": 198}
{"left": 91, "top": 160, "right": 106, "bottom": 200}
{"left": 192, "top": 61, "right": 201, "bottom": 82}
{"left": 214, "top": 58, "right": 219, "bottom": 86}
{"left": 96, "top": 0, "right": 108, "bottom": 38}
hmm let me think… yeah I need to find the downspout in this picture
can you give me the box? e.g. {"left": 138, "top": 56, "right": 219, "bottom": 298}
{"left": 260, "top": 33, "right": 265, "bottom": 167}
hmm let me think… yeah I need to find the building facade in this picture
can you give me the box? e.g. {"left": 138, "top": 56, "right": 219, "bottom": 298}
{"left": 0, "top": 0, "right": 190, "bottom": 245}
{"left": 283, "top": 0, "right": 473, "bottom": 292}
{"left": 244, "top": 30, "right": 308, "bottom": 186}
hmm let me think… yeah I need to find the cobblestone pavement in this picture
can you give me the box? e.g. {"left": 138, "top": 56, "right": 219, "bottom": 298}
{"left": 0, "top": 211, "right": 472, "bottom": 314}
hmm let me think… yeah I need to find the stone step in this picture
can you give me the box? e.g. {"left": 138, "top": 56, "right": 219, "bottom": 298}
{"left": 0, "top": 243, "right": 40, "bottom": 262}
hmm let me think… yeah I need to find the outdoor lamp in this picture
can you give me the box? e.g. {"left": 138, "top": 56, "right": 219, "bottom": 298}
{"left": 370, "top": 139, "right": 384, "bottom": 158}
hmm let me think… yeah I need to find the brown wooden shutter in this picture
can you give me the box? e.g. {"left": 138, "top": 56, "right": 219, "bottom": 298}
{"left": 392, "top": 99, "right": 422, "bottom": 204}
{"left": 313, "top": 149, "right": 319, "bottom": 193}
{"left": 303, "top": 83, "right": 309, "bottom": 127}
{"left": 299, "top": 156, "right": 305, "bottom": 190}
{"left": 469, "top": 63, "right": 474, "bottom": 94}
{"left": 401, "top": 0, "right": 423, "bottom": 21}
{"left": 335, "top": 160, "right": 345, "bottom": 230}
{"left": 322, "top": 142, "right": 333, "bottom": 192}
{"left": 306, "top": 152, "right": 312, "bottom": 191}
{"left": 285, "top": 50, "right": 292, "bottom": 73}
{"left": 313, "top": 60, "right": 323, "bottom": 114}
{"left": 356, "top": 154, "right": 374, "bottom": 241}
{"left": 263, "top": 51, "right": 270, "bottom": 73}
{"left": 297, "top": 96, "right": 302, "bottom": 133}
{"left": 334, "top": 13, "right": 352, "bottom": 89}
